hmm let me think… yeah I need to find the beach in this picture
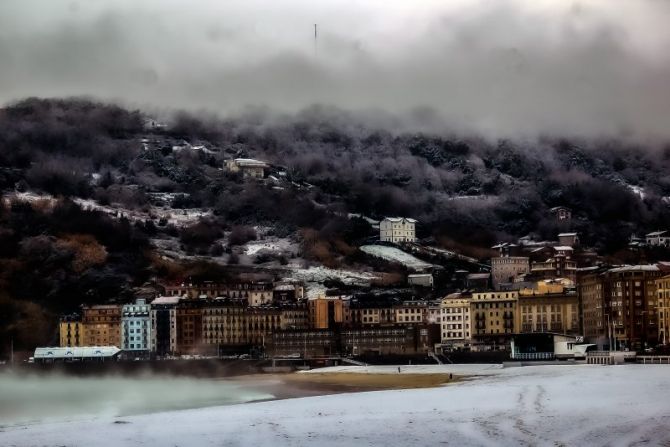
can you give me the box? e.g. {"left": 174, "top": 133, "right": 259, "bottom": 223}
{"left": 233, "top": 370, "right": 462, "bottom": 400}
{"left": 4, "top": 364, "right": 670, "bottom": 446}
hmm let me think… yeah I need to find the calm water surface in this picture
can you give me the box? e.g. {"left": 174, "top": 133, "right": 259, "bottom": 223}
{"left": 0, "top": 370, "right": 274, "bottom": 426}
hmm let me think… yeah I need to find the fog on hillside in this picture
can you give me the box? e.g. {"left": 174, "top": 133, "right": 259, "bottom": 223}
{"left": 0, "top": 0, "right": 669, "bottom": 140}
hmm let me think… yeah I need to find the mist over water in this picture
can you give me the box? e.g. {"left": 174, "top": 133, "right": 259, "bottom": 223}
{"left": 0, "top": 371, "right": 274, "bottom": 426}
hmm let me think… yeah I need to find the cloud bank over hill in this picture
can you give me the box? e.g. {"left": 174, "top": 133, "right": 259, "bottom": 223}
{"left": 0, "top": 0, "right": 668, "bottom": 139}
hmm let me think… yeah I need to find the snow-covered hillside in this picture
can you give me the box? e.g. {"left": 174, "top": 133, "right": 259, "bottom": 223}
{"left": 360, "top": 245, "right": 432, "bottom": 271}
{"left": 4, "top": 365, "right": 670, "bottom": 446}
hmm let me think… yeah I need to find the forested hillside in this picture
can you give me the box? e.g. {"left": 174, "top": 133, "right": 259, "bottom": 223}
{"left": 1, "top": 97, "right": 670, "bottom": 351}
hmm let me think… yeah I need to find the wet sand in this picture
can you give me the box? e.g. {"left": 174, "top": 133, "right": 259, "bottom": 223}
{"left": 231, "top": 372, "right": 460, "bottom": 401}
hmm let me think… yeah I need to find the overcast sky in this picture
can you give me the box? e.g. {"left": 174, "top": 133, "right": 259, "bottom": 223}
{"left": 0, "top": 0, "right": 668, "bottom": 140}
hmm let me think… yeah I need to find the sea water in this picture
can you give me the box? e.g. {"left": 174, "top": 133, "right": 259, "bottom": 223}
{"left": 0, "top": 370, "right": 274, "bottom": 426}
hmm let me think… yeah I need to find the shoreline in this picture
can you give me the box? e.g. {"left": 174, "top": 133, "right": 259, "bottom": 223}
{"left": 230, "top": 371, "right": 462, "bottom": 402}
{"left": 4, "top": 365, "right": 669, "bottom": 446}
{"left": 0, "top": 370, "right": 462, "bottom": 430}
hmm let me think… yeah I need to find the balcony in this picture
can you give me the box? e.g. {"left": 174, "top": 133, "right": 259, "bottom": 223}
{"left": 511, "top": 351, "right": 554, "bottom": 360}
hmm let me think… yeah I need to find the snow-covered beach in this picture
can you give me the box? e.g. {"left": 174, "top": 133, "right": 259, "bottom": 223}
{"left": 3, "top": 364, "right": 670, "bottom": 446}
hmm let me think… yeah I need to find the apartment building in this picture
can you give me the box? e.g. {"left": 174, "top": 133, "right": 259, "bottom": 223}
{"left": 268, "top": 325, "right": 437, "bottom": 357}
{"left": 578, "top": 267, "right": 607, "bottom": 345}
{"left": 394, "top": 301, "right": 429, "bottom": 324}
{"left": 162, "top": 281, "right": 275, "bottom": 307}
{"left": 59, "top": 315, "right": 84, "bottom": 347}
{"left": 150, "top": 296, "right": 180, "bottom": 357}
{"left": 517, "top": 281, "right": 580, "bottom": 335}
{"left": 579, "top": 265, "right": 664, "bottom": 350}
{"left": 471, "top": 291, "right": 518, "bottom": 348}
{"left": 529, "top": 254, "right": 577, "bottom": 284}
{"left": 491, "top": 256, "right": 530, "bottom": 290}
{"left": 606, "top": 265, "right": 663, "bottom": 350}
{"left": 280, "top": 303, "right": 310, "bottom": 330}
{"left": 176, "top": 300, "right": 204, "bottom": 355}
{"left": 348, "top": 300, "right": 395, "bottom": 326}
{"left": 81, "top": 304, "right": 122, "bottom": 347}
{"left": 201, "top": 301, "right": 309, "bottom": 352}
{"left": 309, "top": 297, "right": 347, "bottom": 329}
{"left": 656, "top": 275, "right": 670, "bottom": 346}
{"left": 121, "top": 299, "right": 151, "bottom": 355}
{"left": 440, "top": 293, "right": 472, "bottom": 350}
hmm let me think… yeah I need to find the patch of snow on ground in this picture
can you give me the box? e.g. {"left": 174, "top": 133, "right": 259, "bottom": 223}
{"left": 287, "top": 266, "right": 380, "bottom": 299}
{"left": 628, "top": 184, "right": 646, "bottom": 200}
{"left": 74, "top": 198, "right": 211, "bottom": 227}
{"left": 347, "top": 213, "right": 380, "bottom": 226}
{"left": 289, "top": 266, "right": 379, "bottom": 285}
{"left": 4, "top": 365, "right": 670, "bottom": 446}
{"left": 244, "top": 238, "right": 296, "bottom": 256}
{"left": 360, "top": 245, "right": 432, "bottom": 271}
{"left": 3, "top": 191, "right": 57, "bottom": 204}
{"left": 164, "top": 208, "right": 212, "bottom": 226}
{"left": 446, "top": 194, "right": 493, "bottom": 201}
{"left": 415, "top": 244, "right": 480, "bottom": 265}
{"left": 4, "top": 191, "right": 210, "bottom": 228}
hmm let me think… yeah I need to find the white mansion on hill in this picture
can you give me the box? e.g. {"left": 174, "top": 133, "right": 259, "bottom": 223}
{"left": 380, "top": 217, "right": 417, "bottom": 243}
{"left": 225, "top": 158, "right": 269, "bottom": 179}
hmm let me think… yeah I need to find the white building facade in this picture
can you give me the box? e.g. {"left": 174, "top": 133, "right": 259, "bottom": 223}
{"left": 225, "top": 158, "right": 268, "bottom": 179}
{"left": 408, "top": 273, "right": 434, "bottom": 288}
{"left": 379, "top": 217, "right": 417, "bottom": 243}
{"left": 646, "top": 231, "right": 669, "bottom": 247}
{"left": 440, "top": 295, "right": 472, "bottom": 349}
{"left": 121, "top": 299, "right": 151, "bottom": 354}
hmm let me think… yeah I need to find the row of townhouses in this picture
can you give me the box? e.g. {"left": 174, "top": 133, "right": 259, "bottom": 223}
{"left": 55, "top": 221, "right": 670, "bottom": 359}
{"left": 57, "top": 266, "right": 670, "bottom": 357}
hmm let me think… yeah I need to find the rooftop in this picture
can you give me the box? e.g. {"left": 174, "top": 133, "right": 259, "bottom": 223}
{"left": 646, "top": 231, "right": 667, "bottom": 237}
{"left": 151, "top": 296, "right": 182, "bottom": 305}
{"left": 382, "top": 217, "right": 418, "bottom": 223}
{"left": 608, "top": 265, "right": 660, "bottom": 273}
{"left": 491, "top": 242, "right": 518, "bottom": 249}
{"left": 467, "top": 273, "right": 490, "bottom": 279}
{"left": 234, "top": 158, "right": 269, "bottom": 168}
{"left": 34, "top": 346, "right": 121, "bottom": 359}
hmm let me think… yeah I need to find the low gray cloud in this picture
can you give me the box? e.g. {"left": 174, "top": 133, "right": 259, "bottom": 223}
{"left": 0, "top": 0, "right": 668, "bottom": 140}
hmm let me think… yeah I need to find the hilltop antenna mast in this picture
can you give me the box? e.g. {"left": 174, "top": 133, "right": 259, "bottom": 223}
{"left": 314, "top": 24, "right": 318, "bottom": 57}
